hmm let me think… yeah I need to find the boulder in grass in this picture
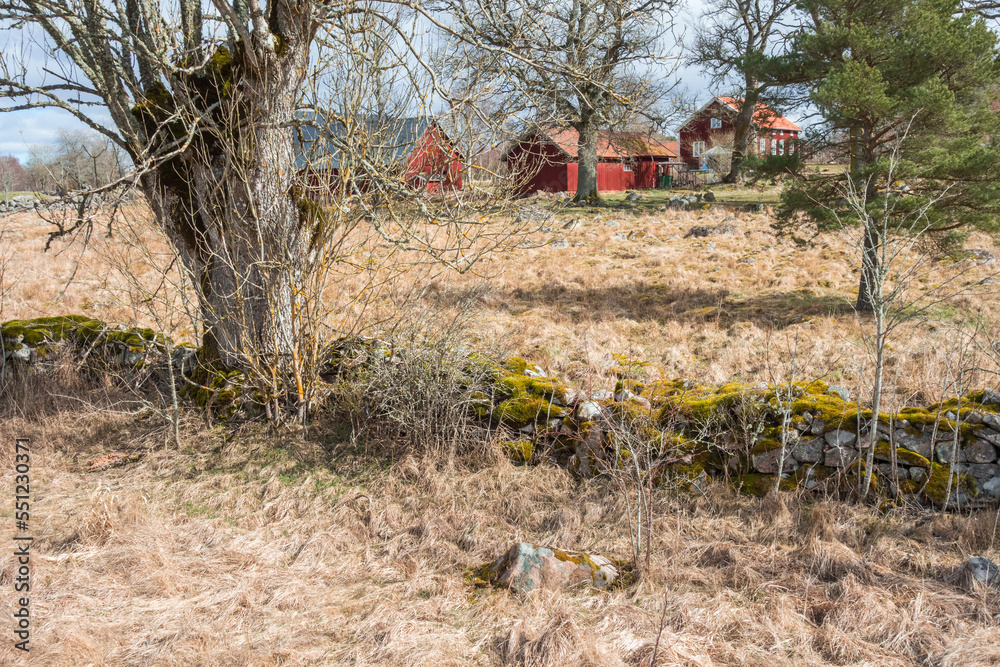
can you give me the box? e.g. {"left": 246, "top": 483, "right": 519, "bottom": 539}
{"left": 478, "top": 542, "right": 618, "bottom": 593}
{"left": 949, "top": 556, "right": 1000, "bottom": 591}
{"left": 683, "top": 223, "right": 738, "bottom": 239}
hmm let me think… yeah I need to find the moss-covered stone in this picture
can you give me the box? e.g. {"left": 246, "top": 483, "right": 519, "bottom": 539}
{"left": 790, "top": 393, "right": 854, "bottom": 428}
{"left": 2, "top": 315, "right": 104, "bottom": 345}
{"left": 493, "top": 395, "right": 564, "bottom": 428}
{"left": 792, "top": 463, "right": 837, "bottom": 486}
{"left": 614, "top": 378, "right": 646, "bottom": 395}
{"left": 469, "top": 391, "right": 491, "bottom": 419}
{"left": 923, "top": 462, "right": 978, "bottom": 504}
{"left": 751, "top": 438, "right": 784, "bottom": 455}
{"left": 731, "top": 473, "right": 796, "bottom": 497}
{"left": 654, "top": 380, "right": 748, "bottom": 423}
{"left": 497, "top": 374, "right": 572, "bottom": 405}
{"left": 873, "top": 442, "right": 930, "bottom": 468}
{"left": 502, "top": 439, "right": 533, "bottom": 463}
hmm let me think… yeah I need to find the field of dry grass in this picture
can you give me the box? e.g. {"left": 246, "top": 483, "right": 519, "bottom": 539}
{"left": 3, "top": 192, "right": 1000, "bottom": 665}
{"left": 1, "top": 398, "right": 999, "bottom": 666}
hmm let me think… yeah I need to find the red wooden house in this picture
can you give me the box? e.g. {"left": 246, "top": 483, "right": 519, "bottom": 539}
{"left": 678, "top": 97, "right": 801, "bottom": 170}
{"left": 296, "top": 113, "right": 463, "bottom": 195}
{"left": 501, "top": 126, "right": 678, "bottom": 194}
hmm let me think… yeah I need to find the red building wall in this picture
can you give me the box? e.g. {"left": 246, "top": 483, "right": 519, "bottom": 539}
{"left": 679, "top": 100, "right": 799, "bottom": 170}
{"left": 507, "top": 137, "right": 569, "bottom": 193}
{"left": 301, "top": 125, "right": 462, "bottom": 198}
{"left": 403, "top": 125, "right": 463, "bottom": 192}
{"left": 507, "top": 134, "right": 663, "bottom": 194}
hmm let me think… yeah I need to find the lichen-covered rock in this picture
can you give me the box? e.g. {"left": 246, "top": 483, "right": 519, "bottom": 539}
{"left": 949, "top": 556, "right": 999, "bottom": 591}
{"left": 962, "top": 463, "right": 1000, "bottom": 493}
{"left": 981, "top": 389, "right": 1000, "bottom": 406}
{"left": 824, "top": 446, "right": 857, "bottom": 468}
{"left": 895, "top": 428, "right": 933, "bottom": 458}
{"left": 936, "top": 442, "right": 967, "bottom": 464}
{"left": 824, "top": 430, "right": 857, "bottom": 447}
{"left": 963, "top": 438, "right": 997, "bottom": 464}
{"left": 751, "top": 442, "right": 799, "bottom": 474}
{"left": 10, "top": 343, "right": 30, "bottom": 362}
{"left": 476, "top": 542, "right": 618, "bottom": 593}
{"left": 826, "top": 385, "right": 851, "bottom": 401}
{"left": 791, "top": 437, "right": 824, "bottom": 464}
{"left": 876, "top": 463, "right": 909, "bottom": 479}
{"left": 682, "top": 223, "right": 737, "bottom": 238}
{"left": 490, "top": 361, "right": 571, "bottom": 429}
{"left": 576, "top": 401, "right": 602, "bottom": 421}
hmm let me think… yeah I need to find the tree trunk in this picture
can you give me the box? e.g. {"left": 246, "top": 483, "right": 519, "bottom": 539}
{"left": 725, "top": 89, "right": 758, "bottom": 184}
{"left": 139, "top": 40, "right": 311, "bottom": 370}
{"left": 854, "top": 124, "right": 878, "bottom": 313}
{"left": 575, "top": 114, "right": 600, "bottom": 202}
{"left": 856, "top": 224, "right": 880, "bottom": 313}
{"left": 861, "top": 325, "right": 884, "bottom": 496}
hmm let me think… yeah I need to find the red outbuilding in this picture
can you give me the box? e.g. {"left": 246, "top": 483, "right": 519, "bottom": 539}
{"left": 501, "top": 126, "right": 678, "bottom": 194}
{"left": 296, "top": 113, "right": 463, "bottom": 195}
{"left": 678, "top": 97, "right": 802, "bottom": 170}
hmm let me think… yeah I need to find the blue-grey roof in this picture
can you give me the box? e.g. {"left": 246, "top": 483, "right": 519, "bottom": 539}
{"left": 294, "top": 110, "right": 434, "bottom": 171}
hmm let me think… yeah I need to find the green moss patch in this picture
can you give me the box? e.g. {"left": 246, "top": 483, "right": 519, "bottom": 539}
{"left": 873, "top": 442, "right": 930, "bottom": 468}
{"left": 923, "top": 463, "right": 978, "bottom": 504}
{"left": 2, "top": 314, "right": 105, "bottom": 345}
{"left": 731, "top": 473, "right": 796, "bottom": 497}
{"left": 502, "top": 440, "right": 534, "bottom": 463}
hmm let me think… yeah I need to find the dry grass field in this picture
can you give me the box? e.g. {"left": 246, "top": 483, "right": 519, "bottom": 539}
{"left": 2, "top": 191, "right": 1000, "bottom": 665}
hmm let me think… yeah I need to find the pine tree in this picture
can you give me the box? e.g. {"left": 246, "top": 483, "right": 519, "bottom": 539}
{"left": 774, "top": 0, "right": 1000, "bottom": 311}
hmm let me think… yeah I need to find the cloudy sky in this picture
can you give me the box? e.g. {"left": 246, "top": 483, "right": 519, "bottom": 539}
{"left": 0, "top": 0, "right": 801, "bottom": 165}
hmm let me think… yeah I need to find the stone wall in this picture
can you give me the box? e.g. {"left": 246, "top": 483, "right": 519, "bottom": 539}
{"left": 475, "top": 358, "right": 998, "bottom": 508}
{"left": 4, "top": 315, "right": 998, "bottom": 508}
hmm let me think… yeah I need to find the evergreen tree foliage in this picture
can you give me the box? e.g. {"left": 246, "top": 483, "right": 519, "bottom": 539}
{"left": 772, "top": 0, "right": 1000, "bottom": 310}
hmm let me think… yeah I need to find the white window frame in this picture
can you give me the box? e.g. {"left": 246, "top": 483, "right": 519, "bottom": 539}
{"left": 759, "top": 138, "right": 766, "bottom": 154}
{"left": 777, "top": 139, "right": 785, "bottom": 155}
{"left": 692, "top": 140, "right": 706, "bottom": 157}
{"left": 710, "top": 117, "right": 722, "bottom": 129}
{"left": 623, "top": 163, "right": 633, "bottom": 172}
{"left": 771, "top": 139, "right": 777, "bottom": 155}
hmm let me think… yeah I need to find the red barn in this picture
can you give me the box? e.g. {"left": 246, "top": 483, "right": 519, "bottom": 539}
{"left": 678, "top": 97, "right": 801, "bottom": 170}
{"left": 296, "top": 113, "right": 463, "bottom": 195}
{"left": 501, "top": 126, "right": 678, "bottom": 194}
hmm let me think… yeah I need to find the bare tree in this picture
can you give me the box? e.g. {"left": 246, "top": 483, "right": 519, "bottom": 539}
{"left": 823, "top": 134, "right": 994, "bottom": 495}
{"left": 0, "top": 154, "right": 27, "bottom": 197}
{"left": 0, "top": 0, "right": 528, "bottom": 419}
{"left": 439, "top": 0, "right": 681, "bottom": 202}
{"left": 690, "top": 0, "right": 797, "bottom": 183}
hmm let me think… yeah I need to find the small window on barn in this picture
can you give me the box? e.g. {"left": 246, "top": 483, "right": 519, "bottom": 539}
{"left": 623, "top": 164, "right": 633, "bottom": 172}
{"left": 759, "top": 138, "right": 766, "bottom": 154}
{"left": 692, "top": 141, "right": 706, "bottom": 157}
{"left": 710, "top": 118, "right": 722, "bottom": 129}
{"left": 771, "top": 139, "right": 777, "bottom": 155}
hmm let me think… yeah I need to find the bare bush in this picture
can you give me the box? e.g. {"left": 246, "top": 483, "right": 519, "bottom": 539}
{"left": 334, "top": 290, "right": 502, "bottom": 462}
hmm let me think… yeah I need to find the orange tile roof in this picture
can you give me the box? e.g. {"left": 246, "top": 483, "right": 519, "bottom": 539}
{"left": 539, "top": 126, "right": 678, "bottom": 159}
{"left": 716, "top": 97, "right": 801, "bottom": 132}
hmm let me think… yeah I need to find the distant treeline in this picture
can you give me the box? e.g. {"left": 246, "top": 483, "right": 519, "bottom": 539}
{"left": 0, "top": 130, "right": 128, "bottom": 195}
